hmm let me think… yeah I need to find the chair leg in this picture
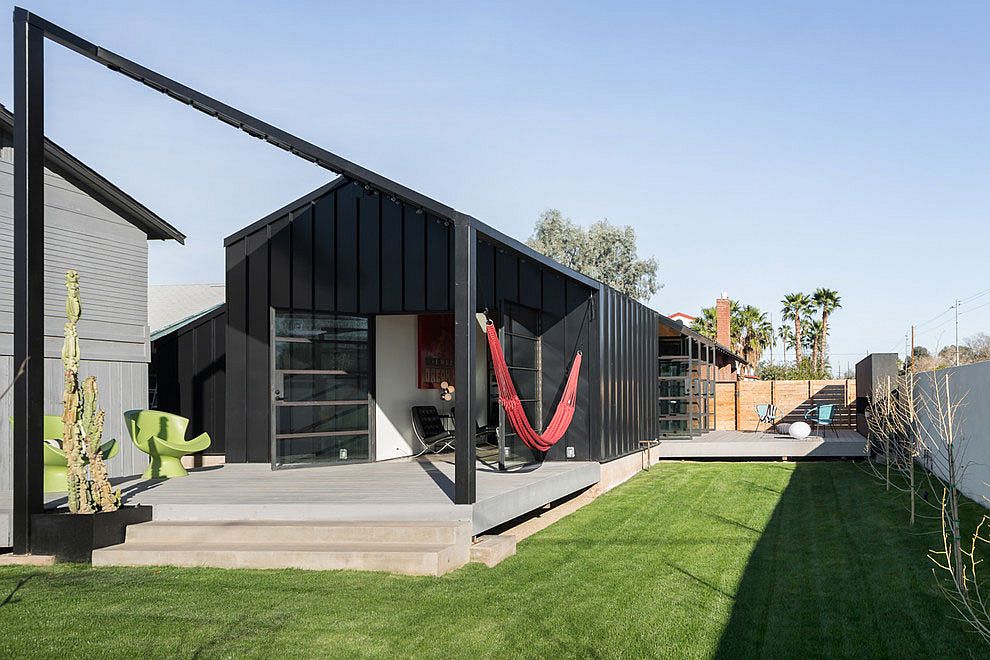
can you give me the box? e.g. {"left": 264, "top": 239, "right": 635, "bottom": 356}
{"left": 142, "top": 455, "right": 189, "bottom": 479}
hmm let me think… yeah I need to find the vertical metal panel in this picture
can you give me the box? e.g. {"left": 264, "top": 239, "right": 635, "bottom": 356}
{"left": 213, "top": 313, "right": 226, "bottom": 455}
{"left": 152, "top": 307, "right": 227, "bottom": 457}
{"left": 177, "top": 328, "right": 195, "bottom": 424}
{"left": 518, "top": 259, "right": 541, "bottom": 309}
{"left": 540, "top": 271, "right": 565, "bottom": 460}
{"left": 312, "top": 195, "right": 335, "bottom": 311}
{"left": 224, "top": 238, "right": 247, "bottom": 462}
{"left": 358, "top": 191, "right": 380, "bottom": 314}
{"left": 245, "top": 228, "right": 270, "bottom": 462}
{"left": 291, "top": 206, "right": 313, "bottom": 310}
{"left": 269, "top": 215, "right": 291, "bottom": 309}
{"left": 379, "top": 196, "right": 403, "bottom": 312}
{"left": 335, "top": 183, "right": 359, "bottom": 313}
{"left": 425, "top": 215, "right": 449, "bottom": 311}
{"left": 476, "top": 239, "right": 495, "bottom": 312}
{"left": 495, "top": 249, "right": 518, "bottom": 305}
{"left": 402, "top": 206, "right": 426, "bottom": 311}
{"left": 595, "top": 285, "right": 659, "bottom": 461}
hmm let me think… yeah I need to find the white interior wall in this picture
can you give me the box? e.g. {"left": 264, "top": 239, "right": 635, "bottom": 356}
{"left": 374, "top": 314, "right": 489, "bottom": 462}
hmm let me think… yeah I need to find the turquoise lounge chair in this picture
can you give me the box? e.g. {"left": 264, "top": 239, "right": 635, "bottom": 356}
{"left": 804, "top": 404, "right": 837, "bottom": 438}
{"left": 124, "top": 410, "right": 211, "bottom": 479}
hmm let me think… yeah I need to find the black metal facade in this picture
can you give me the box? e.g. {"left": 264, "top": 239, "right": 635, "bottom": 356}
{"left": 594, "top": 286, "right": 660, "bottom": 461}
{"left": 223, "top": 178, "right": 597, "bottom": 464}
{"left": 150, "top": 305, "right": 227, "bottom": 456}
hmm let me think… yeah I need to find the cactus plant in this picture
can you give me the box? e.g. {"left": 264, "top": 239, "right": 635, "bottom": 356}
{"left": 60, "top": 270, "right": 119, "bottom": 513}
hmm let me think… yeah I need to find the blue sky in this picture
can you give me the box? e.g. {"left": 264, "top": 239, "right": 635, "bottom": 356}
{"left": 2, "top": 1, "right": 988, "bottom": 372}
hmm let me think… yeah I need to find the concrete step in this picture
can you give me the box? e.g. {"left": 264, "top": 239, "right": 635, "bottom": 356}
{"left": 124, "top": 520, "right": 472, "bottom": 546}
{"left": 92, "top": 541, "right": 470, "bottom": 576}
{"left": 469, "top": 535, "right": 517, "bottom": 568}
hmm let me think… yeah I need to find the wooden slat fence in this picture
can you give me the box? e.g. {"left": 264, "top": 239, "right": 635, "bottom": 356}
{"left": 715, "top": 379, "right": 856, "bottom": 431}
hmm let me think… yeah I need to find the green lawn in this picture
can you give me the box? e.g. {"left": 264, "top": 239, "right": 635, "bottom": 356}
{"left": 0, "top": 462, "right": 985, "bottom": 659}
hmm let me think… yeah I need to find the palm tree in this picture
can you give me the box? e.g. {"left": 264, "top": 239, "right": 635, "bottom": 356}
{"left": 737, "top": 305, "right": 772, "bottom": 366}
{"left": 812, "top": 288, "right": 842, "bottom": 370}
{"left": 805, "top": 318, "right": 824, "bottom": 368}
{"left": 781, "top": 292, "right": 814, "bottom": 363}
{"left": 777, "top": 325, "right": 795, "bottom": 363}
{"left": 690, "top": 307, "right": 718, "bottom": 340}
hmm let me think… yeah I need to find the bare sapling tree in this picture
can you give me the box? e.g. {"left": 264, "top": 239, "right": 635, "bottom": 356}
{"left": 916, "top": 371, "right": 990, "bottom": 643}
{"left": 864, "top": 373, "right": 922, "bottom": 519}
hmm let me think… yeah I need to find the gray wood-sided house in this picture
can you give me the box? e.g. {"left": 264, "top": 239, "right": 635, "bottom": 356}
{"left": 0, "top": 105, "right": 184, "bottom": 545}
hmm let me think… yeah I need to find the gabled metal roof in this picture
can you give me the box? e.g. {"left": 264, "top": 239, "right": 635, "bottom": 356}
{"left": 657, "top": 313, "right": 748, "bottom": 365}
{"left": 0, "top": 103, "right": 184, "bottom": 243}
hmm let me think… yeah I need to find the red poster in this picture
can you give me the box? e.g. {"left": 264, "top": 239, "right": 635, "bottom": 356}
{"left": 417, "top": 314, "right": 454, "bottom": 389}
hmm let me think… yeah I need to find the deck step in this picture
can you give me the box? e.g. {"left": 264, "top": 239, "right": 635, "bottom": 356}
{"left": 92, "top": 541, "right": 469, "bottom": 576}
{"left": 124, "top": 520, "right": 472, "bottom": 546}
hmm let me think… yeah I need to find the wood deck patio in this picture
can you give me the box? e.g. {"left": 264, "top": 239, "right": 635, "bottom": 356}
{"left": 39, "top": 456, "right": 601, "bottom": 536}
{"left": 655, "top": 429, "right": 866, "bottom": 460}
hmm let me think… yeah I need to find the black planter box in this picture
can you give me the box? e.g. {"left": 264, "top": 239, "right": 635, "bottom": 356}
{"left": 31, "top": 506, "right": 153, "bottom": 563}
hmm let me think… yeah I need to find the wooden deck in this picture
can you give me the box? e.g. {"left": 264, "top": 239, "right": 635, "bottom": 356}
{"left": 655, "top": 429, "right": 866, "bottom": 460}
{"left": 37, "top": 456, "right": 601, "bottom": 536}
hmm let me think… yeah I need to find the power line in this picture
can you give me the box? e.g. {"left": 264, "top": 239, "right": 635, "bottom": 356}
{"left": 960, "top": 300, "right": 990, "bottom": 316}
{"left": 915, "top": 306, "right": 953, "bottom": 330}
{"left": 960, "top": 287, "right": 990, "bottom": 305}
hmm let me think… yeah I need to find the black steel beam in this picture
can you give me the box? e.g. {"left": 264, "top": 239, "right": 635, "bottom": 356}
{"left": 453, "top": 221, "right": 477, "bottom": 505}
{"left": 17, "top": 8, "right": 461, "bottom": 225}
{"left": 11, "top": 11, "right": 45, "bottom": 554}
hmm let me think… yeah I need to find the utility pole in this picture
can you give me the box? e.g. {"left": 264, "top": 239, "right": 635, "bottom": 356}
{"left": 954, "top": 299, "right": 960, "bottom": 366}
{"left": 911, "top": 323, "right": 914, "bottom": 374}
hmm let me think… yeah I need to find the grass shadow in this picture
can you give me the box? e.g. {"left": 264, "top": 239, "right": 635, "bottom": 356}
{"left": 713, "top": 461, "right": 985, "bottom": 658}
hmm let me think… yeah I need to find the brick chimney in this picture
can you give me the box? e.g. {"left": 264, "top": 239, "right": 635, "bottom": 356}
{"left": 716, "top": 293, "right": 731, "bottom": 348}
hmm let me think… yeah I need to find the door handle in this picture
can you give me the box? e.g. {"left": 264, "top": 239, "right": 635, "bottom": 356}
{"left": 273, "top": 389, "right": 284, "bottom": 401}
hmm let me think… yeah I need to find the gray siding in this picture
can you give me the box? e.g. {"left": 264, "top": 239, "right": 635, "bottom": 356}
{"left": 0, "top": 356, "right": 149, "bottom": 546}
{"left": 0, "top": 149, "right": 150, "bottom": 363}
{"left": 0, "top": 140, "right": 151, "bottom": 547}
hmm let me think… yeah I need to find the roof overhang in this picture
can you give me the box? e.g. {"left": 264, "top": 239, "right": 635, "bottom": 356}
{"left": 0, "top": 103, "right": 184, "bottom": 243}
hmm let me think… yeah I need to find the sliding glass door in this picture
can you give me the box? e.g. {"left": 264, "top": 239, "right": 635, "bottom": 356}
{"left": 271, "top": 311, "right": 371, "bottom": 467}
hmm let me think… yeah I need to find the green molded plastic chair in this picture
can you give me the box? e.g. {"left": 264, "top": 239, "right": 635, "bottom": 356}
{"left": 124, "top": 410, "right": 211, "bottom": 479}
{"left": 9, "top": 415, "right": 119, "bottom": 492}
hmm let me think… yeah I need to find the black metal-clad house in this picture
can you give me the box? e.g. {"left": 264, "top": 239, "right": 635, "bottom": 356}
{"left": 8, "top": 7, "right": 746, "bottom": 551}
{"left": 203, "top": 176, "right": 743, "bottom": 497}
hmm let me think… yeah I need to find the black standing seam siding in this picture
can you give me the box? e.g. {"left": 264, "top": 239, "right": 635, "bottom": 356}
{"left": 150, "top": 305, "right": 227, "bottom": 455}
{"left": 595, "top": 286, "right": 658, "bottom": 461}
{"left": 222, "top": 177, "right": 597, "bottom": 463}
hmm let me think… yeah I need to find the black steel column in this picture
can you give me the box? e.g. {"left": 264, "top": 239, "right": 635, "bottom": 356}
{"left": 453, "top": 220, "right": 477, "bottom": 505}
{"left": 12, "top": 10, "right": 45, "bottom": 555}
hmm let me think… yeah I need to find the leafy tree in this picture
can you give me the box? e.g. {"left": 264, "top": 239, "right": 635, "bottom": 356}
{"left": 781, "top": 292, "right": 815, "bottom": 363}
{"left": 756, "top": 358, "right": 831, "bottom": 380}
{"left": 527, "top": 209, "right": 660, "bottom": 300}
{"left": 965, "top": 332, "right": 990, "bottom": 362}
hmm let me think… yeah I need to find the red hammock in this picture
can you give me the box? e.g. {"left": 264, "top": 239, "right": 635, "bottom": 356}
{"left": 485, "top": 320, "right": 582, "bottom": 452}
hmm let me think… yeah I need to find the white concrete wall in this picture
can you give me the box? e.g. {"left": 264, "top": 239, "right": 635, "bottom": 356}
{"left": 914, "top": 361, "right": 990, "bottom": 508}
{"left": 374, "top": 315, "right": 489, "bottom": 462}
